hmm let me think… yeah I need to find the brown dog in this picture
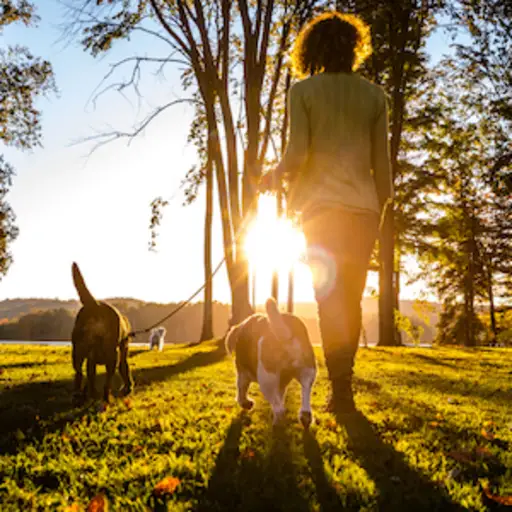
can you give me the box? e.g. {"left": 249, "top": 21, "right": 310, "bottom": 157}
{"left": 71, "top": 262, "right": 133, "bottom": 403}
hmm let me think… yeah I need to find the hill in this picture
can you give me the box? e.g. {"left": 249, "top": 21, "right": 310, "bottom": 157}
{"left": 0, "top": 297, "right": 440, "bottom": 343}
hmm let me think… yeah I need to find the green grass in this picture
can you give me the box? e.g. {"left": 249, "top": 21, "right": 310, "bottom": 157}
{"left": 0, "top": 342, "right": 511, "bottom": 511}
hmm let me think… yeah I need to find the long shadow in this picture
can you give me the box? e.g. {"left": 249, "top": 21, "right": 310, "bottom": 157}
{"left": 0, "top": 340, "right": 227, "bottom": 454}
{"left": 391, "top": 369, "right": 512, "bottom": 406}
{"left": 405, "top": 353, "right": 459, "bottom": 368}
{"left": 0, "top": 361, "right": 60, "bottom": 369}
{"left": 196, "top": 417, "right": 310, "bottom": 512}
{"left": 338, "top": 410, "right": 466, "bottom": 511}
{"left": 303, "top": 430, "right": 356, "bottom": 511}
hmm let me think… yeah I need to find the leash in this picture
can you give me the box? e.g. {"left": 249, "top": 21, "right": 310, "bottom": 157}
{"left": 125, "top": 254, "right": 227, "bottom": 340}
{"left": 125, "top": 187, "right": 266, "bottom": 341}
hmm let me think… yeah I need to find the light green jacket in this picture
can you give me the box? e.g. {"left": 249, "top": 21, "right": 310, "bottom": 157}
{"left": 277, "top": 72, "right": 393, "bottom": 217}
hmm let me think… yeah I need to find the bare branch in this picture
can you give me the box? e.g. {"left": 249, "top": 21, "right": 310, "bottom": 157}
{"left": 71, "top": 98, "right": 197, "bottom": 155}
{"left": 148, "top": 0, "right": 191, "bottom": 56}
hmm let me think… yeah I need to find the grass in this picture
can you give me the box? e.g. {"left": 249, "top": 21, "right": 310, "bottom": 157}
{"left": 0, "top": 341, "right": 511, "bottom": 511}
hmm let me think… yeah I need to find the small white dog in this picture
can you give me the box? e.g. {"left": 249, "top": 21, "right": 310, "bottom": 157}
{"left": 225, "top": 298, "right": 316, "bottom": 428}
{"left": 148, "top": 326, "right": 166, "bottom": 352}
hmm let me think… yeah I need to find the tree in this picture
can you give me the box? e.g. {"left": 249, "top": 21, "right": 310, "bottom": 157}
{"left": 449, "top": 0, "right": 512, "bottom": 342}
{"left": 408, "top": 64, "right": 510, "bottom": 347}
{"left": 0, "top": 1, "right": 55, "bottom": 277}
{"left": 181, "top": 97, "right": 214, "bottom": 342}
{"left": 333, "top": 0, "right": 444, "bottom": 346}
{"left": 69, "top": 0, "right": 320, "bottom": 323}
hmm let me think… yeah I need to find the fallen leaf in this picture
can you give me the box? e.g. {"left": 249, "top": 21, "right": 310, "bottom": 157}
{"left": 87, "top": 494, "right": 108, "bottom": 512}
{"left": 325, "top": 419, "right": 337, "bottom": 430}
{"left": 123, "top": 398, "right": 132, "bottom": 410}
{"left": 475, "top": 446, "right": 494, "bottom": 459}
{"left": 429, "top": 421, "right": 441, "bottom": 428}
{"left": 482, "top": 485, "right": 512, "bottom": 506}
{"left": 435, "top": 413, "right": 444, "bottom": 421}
{"left": 445, "top": 450, "right": 473, "bottom": 463}
{"left": 64, "top": 504, "right": 81, "bottom": 512}
{"left": 481, "top": 428, "right": 495, "bottom": 441}
{"left": 241, "top": 448, "right": 255, "bottom": 460}
{"left": 483, "top": 420, "right": 496, "bottom": 429}
{"left": 153, "top": 477, "right": 180, "bottom": 496}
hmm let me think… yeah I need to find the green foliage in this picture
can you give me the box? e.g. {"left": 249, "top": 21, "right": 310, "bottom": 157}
{"left": 436, "top": 302, "right": 486, "bottom": 346}
{"left": 394, "top": 309, "right": 424, "bottom": 346}
{"left": 0, "top": 343, "right": 511, "bottom": 510}
{"left": 0, "top": 300, "right": 231, "bottom": 342}
{"left": 0, "top": 1, "right": 56, "bottom": 278}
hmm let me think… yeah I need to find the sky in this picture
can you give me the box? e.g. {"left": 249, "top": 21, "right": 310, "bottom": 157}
{"left": 0, "top": 2, "right": 453, "bottom": 306}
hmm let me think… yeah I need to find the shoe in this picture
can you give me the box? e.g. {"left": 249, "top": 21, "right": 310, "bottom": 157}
{"left": 326, "top": 377, "right": 356, "bottom": 414}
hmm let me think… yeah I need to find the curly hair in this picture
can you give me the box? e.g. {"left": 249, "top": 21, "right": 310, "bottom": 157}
{"left": 290, "top": 12, "right": 372, "bottom": 79}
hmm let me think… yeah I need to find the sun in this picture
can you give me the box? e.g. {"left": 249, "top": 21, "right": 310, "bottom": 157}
{"left": 244, "top": 194, "right": 306, "bottom": 273}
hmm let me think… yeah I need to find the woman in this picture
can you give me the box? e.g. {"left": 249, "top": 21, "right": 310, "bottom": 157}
{"left": 262, "top": 12, "right": 393, "bottom": 413}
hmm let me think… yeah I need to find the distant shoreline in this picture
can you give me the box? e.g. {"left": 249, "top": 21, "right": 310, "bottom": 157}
{"left": 0, "top": 339, "right": 433, "bottom": 348}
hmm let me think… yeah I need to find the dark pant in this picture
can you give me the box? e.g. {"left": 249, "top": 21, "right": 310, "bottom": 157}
{"left": 302, "top": 208, "right": 379, "bottom": 381}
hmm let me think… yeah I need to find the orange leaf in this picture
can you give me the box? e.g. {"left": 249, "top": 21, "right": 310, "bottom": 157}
{"left": 241, "top": 448, "right": 255, "bottom": 460}
{"left": 123, "top": 398, "right": 133, "bottom": 410}
{"left": 87, "top": 494, "right": 108, "bottom": 512}
{"left": 445, "top": 450, "right": 473, "bottom": 463}
{"left": 64, "top": 504, "right": 81, "bottom": 512}
{"left": 483, "top": 485, "right": 512, "bottom": 506}
{"left": 153, "top": 477, "right": 180, "bottom": 496}
{"left": 475, "top": 446, "right": 494, "bottom": 459}
{"left": 429, "top": 421, "right": 440, "bottom": 428}
{"left": 481, "top": 428, "right": 495, "bottom": 440}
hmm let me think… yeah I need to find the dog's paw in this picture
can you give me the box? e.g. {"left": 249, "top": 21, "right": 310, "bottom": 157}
{"left": 299, "top": 411, "right": 313, "bottom": 430}
{"left": 240, "top": 399, "right": 254, "bottom": 410}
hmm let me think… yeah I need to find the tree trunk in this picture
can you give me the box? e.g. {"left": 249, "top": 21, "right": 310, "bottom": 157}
{"left": 487, "top": 262, "right": 497, "bottom": 345}
{"left": 378, "top": 207, "right": 398, "bottom": 345}
{"left": 394, "top": 263, "right": 403, "bottom": 345}
{"left": 199, "top": 153, "right": 214, "bottom": 342}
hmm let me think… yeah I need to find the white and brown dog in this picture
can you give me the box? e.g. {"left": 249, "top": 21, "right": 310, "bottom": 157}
{"left": 148, "top": 326, "right": 166, "bottom": 351}
{"left": 226, "top": 298, "right": 316, "bottom": 428}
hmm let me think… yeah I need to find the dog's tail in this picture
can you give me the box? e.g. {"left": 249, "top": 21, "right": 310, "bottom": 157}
{"left": 72, "top": 262, "right": 97, "bottom": 307}
{"left": 225, "top": 325, "right": 239, "bottom": 355}
{"left": 265, "top": 297, "right": 292, "bottom": 341}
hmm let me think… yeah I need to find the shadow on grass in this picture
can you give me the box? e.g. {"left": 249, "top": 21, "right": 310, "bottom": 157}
{"left": 392, "top": 369, "right": 512, "bottom": 406}
{"left": 196, "top": 417, "right": 310, "bottom": 512}
{"left": 302, "top": 430, "right": 357, "bottom": 511}
{"left": 0, "top": 361, "right": 61, "bottom": 369}
{"left": 0, "top": 339, "right": 227, "bottom": 453}
{"left": 339, "top": 410, "right": 466, "bottom": 511}
{"left": 405, "top": 353, "right": 460, "bottom": 368}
